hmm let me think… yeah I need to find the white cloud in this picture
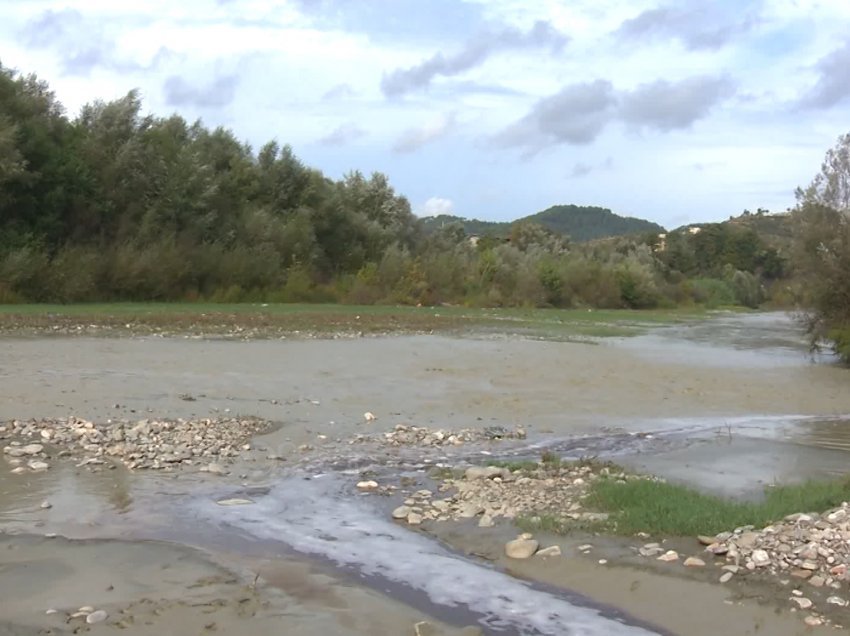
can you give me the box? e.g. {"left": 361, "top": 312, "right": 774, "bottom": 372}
{"left": 392, "top": 112, "right": 457, "bottom": 153}
{"left": 417, "top": 197, "right": 455, "bottom": 217}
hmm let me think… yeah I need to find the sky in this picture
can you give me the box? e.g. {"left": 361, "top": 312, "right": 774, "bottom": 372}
{"left": 2, "top": 1, "right": 850, "bottom": 229}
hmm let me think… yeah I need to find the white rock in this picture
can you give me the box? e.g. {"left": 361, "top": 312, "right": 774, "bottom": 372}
{"left": 10, "top": 466, "right": 26, "bottom": 475}
{"left": 803, "top": 616, "right": 822, "bottom": 627}
{"left": 536, "top": 545, "right": 562, "bottom": 557}
{"left": 751, "top": 549, "right": 770, "bottom": 567}
{"left": 657, "top": 550, "right": 679, "bottom": 562}
{"left": 720, "top": 572, "right": 734, "bottom": 583}
{"left": 27, "top": 460, "right": 49, "bottom": 471}
{"left": 364, "top": 412, "right": 377, "bottom": 422}
{"left": 478, "top": 514, "right": 494, "bottom": 528}
{"left": 791, "top": 597, "right": 813, "bottom": 610}
{"left": 505, "top": 539, "right": 539, "bottom": 559}
{"left": 684, "top": 557, "right": 705, "bottom": 567}
{"left": 22, "top": 443, "right": 44, "bottom": 455}
{"left": 215, "top": 498, "right": 254, "bottom": 506}
{"left": 392, "top": 506, "right": 412, "bottom": 519}
{"left": 356, "top": 480, "right": 379, "bottom": 490}
{"left": 40, "top": 501, "right": 52, "bottom": 509}
{"left": 407, "top": 512, "right": 423, "bottom": 525}
{"left": 86, "top": 610, "right": 108, "bottom": 624}
{"left": 577, "top": 544, "right": 593, "bottom": 552}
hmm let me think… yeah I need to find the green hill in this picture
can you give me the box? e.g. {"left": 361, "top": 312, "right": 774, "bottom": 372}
{"left": 421, "top": 204, "right": 664, "bottom": 243}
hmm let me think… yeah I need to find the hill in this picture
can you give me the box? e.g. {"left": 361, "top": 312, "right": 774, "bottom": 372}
{"left": 421, "top": 204, "right": 665, "bottom": 243}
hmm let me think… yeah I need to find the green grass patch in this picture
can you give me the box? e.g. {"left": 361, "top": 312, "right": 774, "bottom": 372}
{"left": 0, "top": 302, "right": 709, "bottom": 340}
{"left": 586, "top": 476, "right": 850, "bottom": 537}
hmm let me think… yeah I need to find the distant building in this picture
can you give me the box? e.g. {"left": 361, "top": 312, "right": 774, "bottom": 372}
{"left": 688, "top": 226, "right": 702, "bottom": 235}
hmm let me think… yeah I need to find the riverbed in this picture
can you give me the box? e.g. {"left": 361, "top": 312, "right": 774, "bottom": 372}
{"left": 1, "top": 311, "right": 848, "bottom": 635}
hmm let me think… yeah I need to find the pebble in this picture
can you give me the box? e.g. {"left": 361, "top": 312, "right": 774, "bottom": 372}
{"left": 478, "top": 514, "right": 494, "bottom": 528}
{"left": 536, "top": 545, "right": 562, "bottom": 557}
{"left": 750, "top": 549, "right": 770, "bottom": 567}
{"left": 804, "top": 616, "right": 823, "bottom": 627}
{"left": 827, "top": 596, "right": 849, "bottom": 607}
{"left": 364, "top": 412, "right": 377, "bottom": 422}
{"left": 10, "top": 466, "right": 26, "bottom": 474}
{"left": 392, "top": 506, "right": 412, "bottom": 520}
{"left": 86, "top": 610, "right": 108, "bottom": 624}
{"left": 720, "top": 572, "right": 734, "bottom": 583}
{"left": 215, "top": 498, "right": 254, "bottom": 506}
{"left": 684, "top": 557, "right": 705, "bottom": 567}
{"left": 505, "top": 539, "right": 539, "bottom": 559}
{"left": 791, "top": 597, "right": 813, "bottom": 610}
{"left": 356, "top": 480, "right": 379, "bottom": 491}
{"left": 577, "top": 544, "right": 593, "bottom": 552}
{"left": 27, "top": 460, "right": 49, "bottom": 471}
{"left": 407, "top": 512, "right": 423, "bottom": 525}
{"left": 657, "top": 550, "right": 679, "bottom": 562}
{"left": 40, "top": 501, "right": 52, "bottom": 509}
{"left": 204, "top": 463, "right": 228, "bottom": 475}
{"left": 598, "top": 559, "right": 608, "bottom": 565}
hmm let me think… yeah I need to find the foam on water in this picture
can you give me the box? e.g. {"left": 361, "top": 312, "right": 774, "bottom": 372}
{"left": 193, "top": 474, "right": 661, "bottom": 636}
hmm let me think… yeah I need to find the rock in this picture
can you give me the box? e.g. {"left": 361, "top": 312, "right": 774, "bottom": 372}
{"left": 791, "top": 569, "right": 814, "bottom": 579}
{"left": 697, "top": 535, "right": 716, "bottom": 546}
{"left": 809, "top": 575, "right": 826, "bottom": 587}
{"left": 464, "top": 466, "right": 507, "bottom": 481}
{"left": 598, "top": 559, "right": 608, "bottom": 565}
{"left": 10, "top": 466, "right": 26, "bottom": 475}
{"left": 827, "top": 596, "right": 848, "bottom": 607}
{"left": 215, "top": 498, "right": 254, "bottom": 506}
{"left": 86, "top": 610, "right": 108, "bottom": 624}
{"left": 27, "top": 460, "right": 49, "bottom": 471}
{"left": 803, "top": 616, "right": 822, "bottom": 627}
{"left": 392, "top": 506, "right": 412, "bottom": 520}
{"left": 801, "top": 559, "right": 819, "bottom": 570}
{"left": 505, "top": 539, "right": 539, "bottom": 559}
{"left": 518, "top": 533, "right": 534, "bottom": 541}
{"left": 536, "top": 545, "right": 562, "bottom": 557}
{"left": 577, "top": 544, "right": 593, "bottom": 552}
{"left": 656, "top": 550, "right": 679, "bottom": 562}
{"left": 478, "top": 514, "right": 494, "bottom": 528}
{"left": 363, "top": 412, "right": 377, "bottom": 422}
{"left": 204, "top": 463, "right": 228, "bottom": 475}
{"left": 356, "top": 480, "right": 379, "bottom": 491}
{"left": 827, "top": 509, "right": 847, "bottom": 523}
{"left": 22, "top": 443, "right": 44, "bottom": 455}
{"left": 684, "top": 557, "right": 705, "bottom": 567}
{"left": 791, "top": 597, "right": 813, "bottom": 610}
{"left": 751, "top": 549, "right": 770, "bottom": 567}
{"left": 736, "top": 532, "right": 759, "bottom": 549}
{"left": 719, "top": 572, "right": 734, "bottom": 583}
{"left": 407, "top": 512, "right": 423, "bottom": 525}
{"left": 414, "top": 621, "right": 437, "bottom": 636}
{"left": 40, "top": 501, "right": 52, "bottom": 509}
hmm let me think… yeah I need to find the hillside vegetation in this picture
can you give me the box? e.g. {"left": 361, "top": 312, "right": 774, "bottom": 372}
{"left": 422, "top": 205, "right": 664, "bottom": 243}
{"left": 0, "top": 63, "right": 792, "bottom": 310}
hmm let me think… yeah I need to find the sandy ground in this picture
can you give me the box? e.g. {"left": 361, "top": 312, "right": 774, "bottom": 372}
{"left": 3, "top": 322, "right": 850, "bottom": 635}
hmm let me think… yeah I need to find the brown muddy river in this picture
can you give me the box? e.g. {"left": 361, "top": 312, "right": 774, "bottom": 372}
{"left": 1, "top": 311, "right": 849, "bottom": 635}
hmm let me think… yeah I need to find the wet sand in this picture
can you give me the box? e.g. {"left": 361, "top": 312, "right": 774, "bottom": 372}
{"left": 3, "top": 314, "right": 850, "bottom": 635}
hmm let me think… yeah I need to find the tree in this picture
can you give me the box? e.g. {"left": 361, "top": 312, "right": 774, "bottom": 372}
{"left": 793, "top": 132, "right": 850, "bottom": 361}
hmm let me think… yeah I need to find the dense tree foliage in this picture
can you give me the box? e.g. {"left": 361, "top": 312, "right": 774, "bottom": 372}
{"left": 793, "top": 132, "right": 850, "bottom": 361}
{"left": 0, "top": 63, "right": 789, "bottom": 310}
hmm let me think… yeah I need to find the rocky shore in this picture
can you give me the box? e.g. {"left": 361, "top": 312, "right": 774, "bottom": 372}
{"left": 1, "top": 416, "right": 270, "bottom": 473}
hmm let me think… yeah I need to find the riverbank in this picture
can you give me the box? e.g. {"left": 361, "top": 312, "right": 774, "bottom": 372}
{"left": 2, "top": 312, "right": 850, "bottom": 635}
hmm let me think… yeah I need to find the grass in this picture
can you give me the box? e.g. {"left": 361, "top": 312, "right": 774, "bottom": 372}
{"left": 585, "top": 476, "right": 850, "bottom": 537}
{"left": 0, "top": 302, "right": 710, "bottom": 339}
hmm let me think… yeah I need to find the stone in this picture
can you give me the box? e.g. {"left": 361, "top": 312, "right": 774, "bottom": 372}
{"left": 656, "top": 550, "right": 679, "bottom": 562}
{"left": 720, "top": 572, "right": 734, "bottom": 583}
{"left": 577, "top": 544, "right": 593, "bottom": 552}
{"left": 518, "top": 532, "right": 534, "bottom": 541}
{"left": 751, "top": 550, "right": 770, "bottom": 567}
{"left": 363, "top": 412, "right": 377, "bottom": 422}
{"left": 791, "top": 569, "right": 813, "bottom": 580}
{"left": 392, "top": 506, "right": 412, "bottom": 519}
{"left": 736, "top": 532, "right": 760, "bottom": 549}
{"left": 204, "top": 463, "right": 228, "bottom": 475}
{"left": 505, "top": 539, "right": 539, "bottom": 559}
{"left": 27, "top": 460, "right": 49, "bottom": 471}
{"left": 791, "top": 597, "right": 813, "bottom": 610}
{"left": 86, "top": 610, "right": 108, "bottom": 624}
{"left": 684, "top": 557, "right": 705, "bottom": 567}
{"left": 697, "top": 535, "right": 716, "bottom": 546}
{"left": 40, "top": 501, "right": 52, "bottom": 509}
{"left": 215, "top": 498, "right": 254, "bottom": 506}
{"left": 10, "top": 466, "right": 26, "bottom": 475}
{"left": 356, "top": 480, "right": 379, "bottom": 491}
{"left": 414, "top": 621, "right": 437, "bottom": 636}
{"left": 407, "top": 512, "right": 423, "bottom": 525}
{"left": 478, "top": 515, "right": 494, "bottom": 528}
{"left": 536, "top": 546, "right": 562, "bottom": 557}
{"left": 809, "top": 575, "right": 826, "bottom": 588}
{"left": 22, "top": 443, "right": 44, "bottom": 455}
{"left": 827, "top": 596, "right": 848, "bottom": 607}
{"left": 801, "top": 560, "right": 819, "bottom": 570}
{"left": 803, "top": 616, "right": 823, "bottom": 627}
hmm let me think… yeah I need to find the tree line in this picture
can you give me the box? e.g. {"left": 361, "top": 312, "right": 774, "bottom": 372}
{"left": 0, "top": 62, "right": 798, "bottom": 313}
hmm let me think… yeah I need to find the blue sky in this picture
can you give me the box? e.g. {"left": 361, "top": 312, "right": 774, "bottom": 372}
{"left": 2, "top": 0, "right": 850, "bottom": 229}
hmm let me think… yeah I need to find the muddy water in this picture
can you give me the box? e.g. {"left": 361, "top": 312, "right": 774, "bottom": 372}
{"left": 2, "top": 311, "right": 850, "bottom": 635}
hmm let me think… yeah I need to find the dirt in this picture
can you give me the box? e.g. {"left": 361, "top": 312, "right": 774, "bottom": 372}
{"left": 2, "top": 313, "right": 850, "bottom": 635}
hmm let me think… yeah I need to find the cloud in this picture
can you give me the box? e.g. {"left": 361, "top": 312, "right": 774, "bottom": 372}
{"left": 322, "top": 83, "right": 356, "bottom": 101}
{"left": 616, "top": 4, "right": 759, "bottom": 51}
{"left": 619, "top": 76, "right": 735, "bottom": 131}
{"left": 164, "top": 74, "right": 240, "bottom": 108}
{"left": 417, "top": 197, "right": 454, "bottom": 217}
{"left": 496, "top": 75, "right": 734, "bottom": 152}
{"left": 21, "top": 8, "right": 119, "bottom": 75}
{"left": 798, "top": 40, "right": 850, "bottom": 109}
{"left": 494, "top": 80, "right": 617, "bottom": 151}
{"left": 318, "top": 123, "right": 366, "bottom": 146}
{"left": 381, "top": 20, "right": 567, "bottom": 97}
{"left": 392, "top": 113, "right": 456, "bottom": 153}
{"left": 569, "top": 157, "right": 613, "bottom": 179}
